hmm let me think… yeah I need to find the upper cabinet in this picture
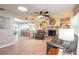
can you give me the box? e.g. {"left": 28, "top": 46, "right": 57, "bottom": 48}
{"left": 60, "top": 18, "right": 70, "bottom": 29}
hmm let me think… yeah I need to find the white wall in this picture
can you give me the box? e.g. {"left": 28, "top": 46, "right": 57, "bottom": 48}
{"left": 70, "top": 12, "right": 79, "bottom": 54}
{"left": 70, "top": 15, "right": 78, "bottom": 35}
{"left": 0, "top": 30, "right": 15, "bottom": 46}
{"left": 0, "top": 10, "right": 16, "bottom": 48}
{"left": 75, "top": 12, "right": 79, "bottom": 55}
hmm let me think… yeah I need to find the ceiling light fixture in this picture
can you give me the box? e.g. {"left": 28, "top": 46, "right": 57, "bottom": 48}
{"left": 37, "top": 15, "right": 43, "bottom": 18}
{"left": 17, "top": 6, "right": 28, "bottom": 12}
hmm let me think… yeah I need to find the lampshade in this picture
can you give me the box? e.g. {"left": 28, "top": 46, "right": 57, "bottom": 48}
{"left": 59, "top": 29, "right": 74, "bottom": 41}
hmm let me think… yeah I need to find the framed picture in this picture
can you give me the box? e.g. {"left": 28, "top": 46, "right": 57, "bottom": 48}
{"left": 0, "top": 16, "right": 10, "bottom": 29}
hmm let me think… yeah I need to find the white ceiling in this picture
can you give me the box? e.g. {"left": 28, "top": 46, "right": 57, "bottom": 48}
{"left": 0, "top": 4, "right": 75, "bottom": 19}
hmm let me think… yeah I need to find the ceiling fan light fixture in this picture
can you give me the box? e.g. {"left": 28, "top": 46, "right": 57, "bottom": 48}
{"left": 37, "top": 15, "right": 43, "bottom": 18}
{"left": 17, "top": 6, "right": 28, "bottom": 12}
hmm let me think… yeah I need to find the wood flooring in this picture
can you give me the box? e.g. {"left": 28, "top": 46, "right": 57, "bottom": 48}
{"left": 0, "top": 36, "right": 52, "bottom": 55}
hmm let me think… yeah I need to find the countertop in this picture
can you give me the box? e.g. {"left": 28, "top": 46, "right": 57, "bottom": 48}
{"left": 47, "top": 34, "right": 78, "bottom": 55}
{"left": 47, "top": 36, "right": 64, "bottom": 48}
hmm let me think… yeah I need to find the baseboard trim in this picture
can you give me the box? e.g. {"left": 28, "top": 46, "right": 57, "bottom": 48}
{"left": 0, "top": 41, "right": 17, "bottom": 49}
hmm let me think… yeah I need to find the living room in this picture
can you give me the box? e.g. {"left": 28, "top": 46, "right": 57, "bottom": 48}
{"left": 0, "top": 4, "right": 79, "bottom": 55}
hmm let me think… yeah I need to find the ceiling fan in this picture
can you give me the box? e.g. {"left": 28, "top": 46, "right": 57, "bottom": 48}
{"left": 32, "top": 9, "right": 56, "bottom": 25}
{"left": 33, "top": 9, "right": 51, "bottom": 18}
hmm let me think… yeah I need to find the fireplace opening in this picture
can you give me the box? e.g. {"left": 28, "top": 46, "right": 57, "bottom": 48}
{"left": 48, "top": 30, "right": 56, "bottom": 36}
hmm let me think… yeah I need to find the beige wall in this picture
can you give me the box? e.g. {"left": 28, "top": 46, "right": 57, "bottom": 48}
{"left": 26, "top": 11, "right": 73, "bottom": 30}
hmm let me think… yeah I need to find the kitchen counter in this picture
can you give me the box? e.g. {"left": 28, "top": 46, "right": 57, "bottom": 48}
{"left": 47, "top": 34, "right": 78, "bottom": 55}
{"left": 47, "top": 36, "right": 64, "bottom": 55}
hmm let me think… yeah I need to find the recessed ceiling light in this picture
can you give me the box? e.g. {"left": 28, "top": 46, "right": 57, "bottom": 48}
{"left": 17, "top": 6, "right": 28, "bottom": 12}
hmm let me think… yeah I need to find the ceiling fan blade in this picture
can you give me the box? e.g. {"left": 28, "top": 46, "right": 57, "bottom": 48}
{"left": 34, "top": 11, "right": 39, "bottom": 14}
{"left": 44, "top": 15, "right": 50, "bottom": 17}
{"left": 44, "top": 11, "right": 49, "bottom": 14}
{"left": 40, "top": 11, "right": 43, "bottom": 15}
